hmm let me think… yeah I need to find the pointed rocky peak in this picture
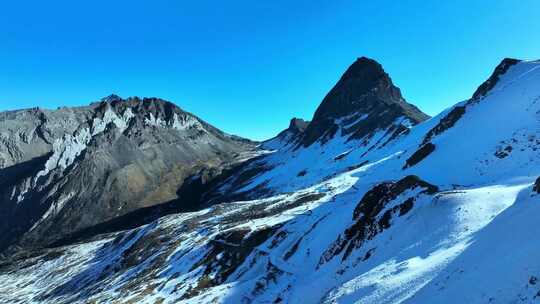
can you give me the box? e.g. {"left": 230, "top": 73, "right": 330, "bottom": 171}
{"left": 311, "top": 57, "right": 398, "bottom": 122}
{"left": 472, "top": 58, "right": 521, "bottom": 100}
{"left": 300, "top": 57, "right": 429, "bottom": 147}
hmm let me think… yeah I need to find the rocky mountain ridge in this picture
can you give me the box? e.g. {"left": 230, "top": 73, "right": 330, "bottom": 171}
{"left": 0, "top": 96, "right": 256, "bottom": 255}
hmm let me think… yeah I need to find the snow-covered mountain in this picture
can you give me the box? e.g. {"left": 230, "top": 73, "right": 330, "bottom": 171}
{"left": 2, "top": 57, "right": 540, "bottom": 304}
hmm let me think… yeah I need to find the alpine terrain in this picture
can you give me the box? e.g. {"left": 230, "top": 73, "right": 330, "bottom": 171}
{"left": 1, "top": 56, "right": 540, "bottom": 304}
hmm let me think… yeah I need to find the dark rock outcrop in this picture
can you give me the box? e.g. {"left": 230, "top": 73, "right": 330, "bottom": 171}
{"left": 423, "top": 106, "right": 466, "bottom": 145}
{"left": 352, "top": 175, "right": 438, "bottom": 220}
{"left": 403, "top": 142, "right": 436, "bottom": 169}
{"left": 320, "top": 175, "right": 438, "bottom": 263}
{"left": 288, "top": 118, "right": 309, "bottom": 133}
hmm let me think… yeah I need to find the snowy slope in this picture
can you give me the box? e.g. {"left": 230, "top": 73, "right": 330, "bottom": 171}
{"left": 1, "top": 58, "right": 540, "bottom": 304}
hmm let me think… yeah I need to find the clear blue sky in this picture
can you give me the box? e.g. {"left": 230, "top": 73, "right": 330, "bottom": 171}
{"left": 1, "top": 1, "right": 539, "bottom": 140}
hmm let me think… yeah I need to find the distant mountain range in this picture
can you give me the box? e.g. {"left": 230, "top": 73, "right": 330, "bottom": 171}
{"left": 1, "top": 56, "right": 540, "bottom": 304}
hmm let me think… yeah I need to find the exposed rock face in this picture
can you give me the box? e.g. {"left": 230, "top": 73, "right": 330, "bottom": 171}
{"left": 320, "top": 175, "right": 438, "bottom": 263}
{"left": 300, "top": 57, "right": 429, "bottom": 147}
{"left": 422, "top": 106, "right": 466, "bottom": 145}
{"left": 0, "top": 96, "right": 256, "bottom": 254}
{"left": 274, "top": 118, "right": 309, "bottom": 143}
{"left": 403, "top": 58, "right": 523, "bottom": 170}
{"left": 288, "top": 118, "right": 309, "bottom": 134}
{"left": 472, "top": 58, "right": 521, "bottom": 100}
{"left": 0, "top": 106, "right": 94, "bottom": 169}
{"left": 403, "top": 142, "right": 436, "bottom": 169}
